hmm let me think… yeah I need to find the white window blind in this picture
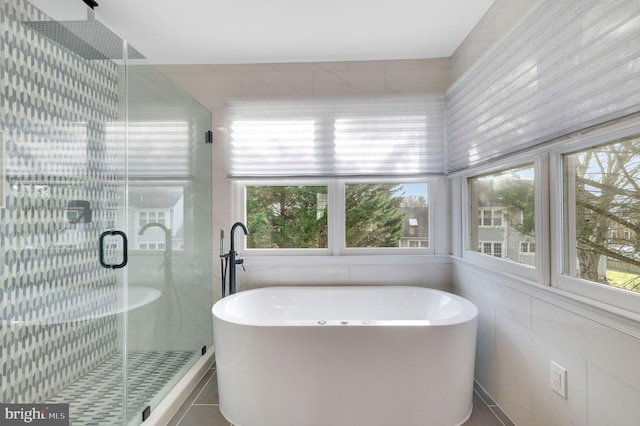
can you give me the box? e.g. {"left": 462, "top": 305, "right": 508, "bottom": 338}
{"left": 106, "top": 121, "right": 193, "bottom": 178}
{"left": 226, "top": 95, "right": 445, "bottom": 178}
{"left": 446, "top": 0, "right": 640, "bottom": 173}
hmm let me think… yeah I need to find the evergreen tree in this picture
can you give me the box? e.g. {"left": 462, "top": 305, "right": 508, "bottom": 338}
{"left": 246, "top": 185, "right": 327, "bottom": 248}
{"left": 345, "top": 183, "right": 405, "bottom": 247}
{"left": 246, "top": 183, "right": 407, "bottom": 249}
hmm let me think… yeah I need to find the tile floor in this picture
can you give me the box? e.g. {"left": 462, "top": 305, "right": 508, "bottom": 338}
{"left": 167, "top": 366, "right": 515, "bottom": 426}
{"left": 46, "top": 351, "right": 197, "bottom": 425}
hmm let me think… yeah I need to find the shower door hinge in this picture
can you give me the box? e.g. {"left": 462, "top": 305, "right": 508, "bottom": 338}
{"left": 201, "top": 346, "right": 207, "bottom": 355}
{"left": 142, "top": 406, "right": 151, "bottom": 422}
{"left": 205, "top": 130, "right": 213, "bottom": 144}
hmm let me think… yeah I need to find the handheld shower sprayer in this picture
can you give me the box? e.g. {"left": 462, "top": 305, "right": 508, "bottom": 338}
{"left": 219, "top": 229, "right": 226, "bottom": 297}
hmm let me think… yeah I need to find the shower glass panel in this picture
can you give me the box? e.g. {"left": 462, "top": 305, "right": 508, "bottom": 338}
{"left": 1, "top": 1, "right": 213, "bottom": 424}
{"left": 123, "top": 66, "right": 213, "bottom": 419}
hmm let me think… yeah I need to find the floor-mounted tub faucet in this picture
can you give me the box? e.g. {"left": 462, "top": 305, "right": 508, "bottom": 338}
{"left": 220, "top": 222, "right": 248, "bottom": 296}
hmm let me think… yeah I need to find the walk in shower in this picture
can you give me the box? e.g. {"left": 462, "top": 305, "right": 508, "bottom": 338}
{"left": 1, "top": 0, "right": 213, "bottom": 424}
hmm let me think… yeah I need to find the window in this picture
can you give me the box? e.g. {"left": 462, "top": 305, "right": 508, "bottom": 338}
{"left": 345, "top": 183, "right": 428, "bottom": 249}
{"left": 138, "top": 211, "right": 166, "bottom": 228}
{"left": 246, "top": 185, "right": 329, "bottom": 249}
{"left": 479, "top": 241, "right": 503, "bottom": 258}
{"left": 520, "top": 241, "right": 535, "bottom": 254}
{"left": 457, "top": 119, "right": 640, "bottom": 315}
{"left": 563, "top": 134, "right": 640, "bottom": 295}
{"left": 469, "top": 164, "right": 535, "bottom": 266}
{"left": 478, "top": 209, "right": 503, "bottom": 227}
{"left": 239, "top": 180, "right": 431, "bottom": 254}
{"left": 228, "top": 96, "right": 443, "bottom": 256}
{"left": 132, "top": 185, "right": 183, "bottom": 252}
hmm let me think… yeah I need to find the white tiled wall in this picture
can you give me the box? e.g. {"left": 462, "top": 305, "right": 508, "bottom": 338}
{"left": 453, "top": 260, "right": 640, "bottom": 426}
{"left": 450, "top": 0, "right": 541, "bottom": 82}
{"left": 238, "top": 257, "right": 453, "bottom": 293}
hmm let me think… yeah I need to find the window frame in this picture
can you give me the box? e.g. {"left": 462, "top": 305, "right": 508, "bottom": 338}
{"left": 233, "top": 177, "right": 438, "bottom": 256}
{"left": 549, "top": 121, "right": 640, "bottom": 314}
{"left": 461, "top": 155, "right": 549, "bottom": 284}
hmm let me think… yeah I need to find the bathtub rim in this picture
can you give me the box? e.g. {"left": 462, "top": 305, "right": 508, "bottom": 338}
{"left": 212, "top": 285, "right": 478, "bottom": 327}
{"left": 2, "top": 285, "right": 162, "bottom": 326}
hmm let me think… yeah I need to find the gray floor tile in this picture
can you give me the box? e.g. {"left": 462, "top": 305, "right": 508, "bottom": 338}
{"left": 177, "top": 405, "right": 230, "bottom": 426}
{"left": 491, "top": 405, "right": 516, "bottom": 426}
{"left": 463, "top": 393, "right": 504, "bottom": 425}
{"left": 194, "top": 372, "right": 220, "bottom": 405}
{"left": 474, "top": 381, "right": 497, "bottom": 406}
{"left": 166, "top": 368, "right": 216, "bottom": 426}
{"left": 171, "top": 369, "right": 508, "bottom": 426}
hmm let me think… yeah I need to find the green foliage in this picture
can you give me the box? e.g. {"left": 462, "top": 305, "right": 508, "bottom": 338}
{"left": 345, "top": 184, "right": 405, "bottom": 247}
{"left": 246, "top": 183, "right": 407, "bottom": 249}
{"left": 495, "top": 179, "right": 535, "bottom": 237}
{"left": 246, "top": 186, "right": 328, "bottom": 248}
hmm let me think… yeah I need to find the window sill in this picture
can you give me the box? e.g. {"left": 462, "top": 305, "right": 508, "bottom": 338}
{"left": 453, "top": 257, "right": 640, "bottom": 338}
{"left": 242, "top": 254, "right": 452, "bottom": 267}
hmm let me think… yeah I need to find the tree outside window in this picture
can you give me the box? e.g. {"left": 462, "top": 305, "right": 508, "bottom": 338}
{"left": 564, "top": 135, "right": 640, "bottom": 293}
{"left": 246, "top": 185, "right": 329, "bottom": 249}
{"left": 244, "top": 182, "right": 428, "bottom": 251}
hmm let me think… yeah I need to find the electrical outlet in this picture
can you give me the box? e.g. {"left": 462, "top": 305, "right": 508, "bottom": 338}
{"left": 550, "top": 361, "right": 567, "bottom": 399}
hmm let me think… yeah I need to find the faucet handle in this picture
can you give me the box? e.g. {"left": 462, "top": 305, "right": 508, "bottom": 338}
{"left": 236, "top": 258, "right": 246, "bottom": 271}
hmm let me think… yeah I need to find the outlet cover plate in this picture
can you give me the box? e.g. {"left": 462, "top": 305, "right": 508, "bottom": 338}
{"left": 550, "top": 361, "right": 567, "bottom": 399}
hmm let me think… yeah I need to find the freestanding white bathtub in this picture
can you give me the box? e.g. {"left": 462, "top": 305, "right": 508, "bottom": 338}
{"left": 212, "top": 286, "right": 478, "bottom": 426}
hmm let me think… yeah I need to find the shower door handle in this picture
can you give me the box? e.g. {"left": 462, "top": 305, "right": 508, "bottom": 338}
{"left": 99, "top": 230, "right": 128, "bottom": 269}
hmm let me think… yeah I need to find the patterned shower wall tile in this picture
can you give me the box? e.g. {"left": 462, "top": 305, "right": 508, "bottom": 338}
{"left": 1, "top": 0, "right": 120, "bottom": 404}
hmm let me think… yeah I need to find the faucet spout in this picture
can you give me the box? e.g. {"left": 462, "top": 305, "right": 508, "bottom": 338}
{"left": 226, "top": 222, "right": 248, "bottom": 296}
{"left": 230, "top": 221, "right": 248, "bottom": 251}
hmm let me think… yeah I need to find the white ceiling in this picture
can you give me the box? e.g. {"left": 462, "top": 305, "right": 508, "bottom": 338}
{"left": 32, "top": 0, "right": 496, "bottom": 65}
